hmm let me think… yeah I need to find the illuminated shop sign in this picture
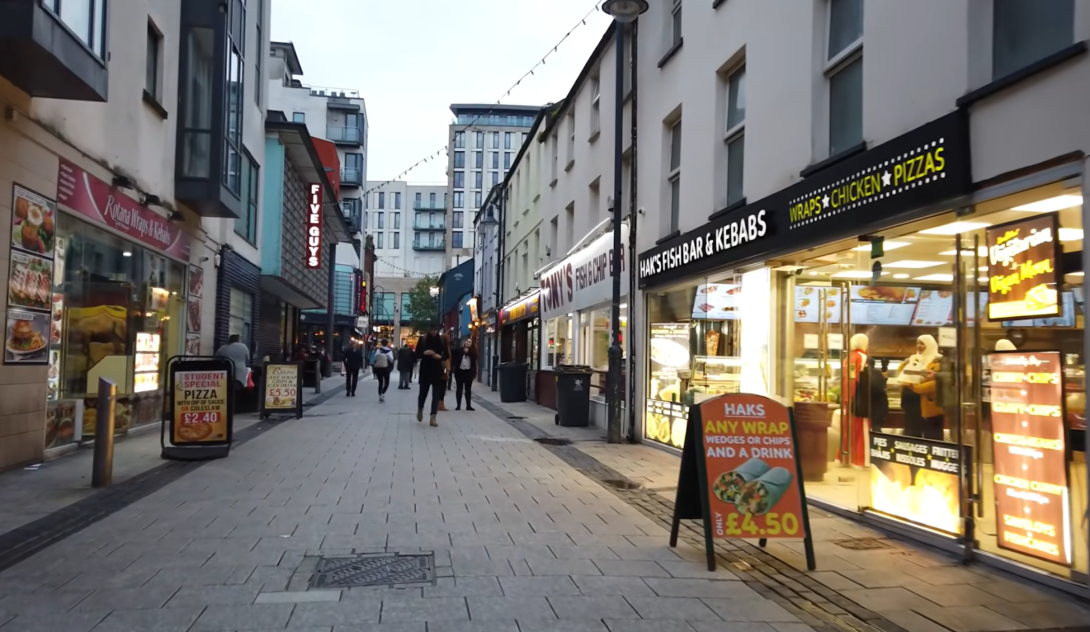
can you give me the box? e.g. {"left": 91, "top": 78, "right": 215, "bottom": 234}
{"left": 501, "top": 293, "right": 539, "bottom": 325}
{"left": 986, "top": 213, "right": 1061, "bottom": 321}
{"left": 306, "top": 183, "right": 323, "bottom": 269}
{"left": 541, "top": 224, "right": 630, "bottom": 320}
{"left": 869, "top": 432, "right": 969, "bottom": 535}
{"left": 637, "top": 111, "right": 971, "bottom": 288}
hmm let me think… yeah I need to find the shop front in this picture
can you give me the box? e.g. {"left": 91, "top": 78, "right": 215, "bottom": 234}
{"left": 40, "top": 158, "right": 193, "bottom": 448}
{"left": 497, "top": 290, "right": 540, "bottom": 399}
{"left": 538, "top": 223, "right": 629, "bottom": 419}
{"left": 637, "top": 110, "right": 1088, "bottom": 590}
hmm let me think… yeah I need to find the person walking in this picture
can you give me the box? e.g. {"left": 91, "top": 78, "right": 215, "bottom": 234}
{"left": 397, "top": 342, "right": 416, "bottom": 389}
{"left": 415, "top": 324, "right": 449, "bottom": 426}
{"left": 343, "top": 339, "right": 364, "bottom": 397}
{"left": 451, "top": 337, "right": 477, "bottom": 411}
{"left": 215, "top": 334, "right": 250, "bottom": 412}
{"left": 437, "top": 333, "right": 452, "bottom": 411}
{"left": 370, "top": 339, "right": 394, "bottom": 402}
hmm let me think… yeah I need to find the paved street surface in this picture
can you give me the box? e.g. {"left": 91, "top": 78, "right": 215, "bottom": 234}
{"left": 0, "top": 373, "right": 1083, "bottom": 631}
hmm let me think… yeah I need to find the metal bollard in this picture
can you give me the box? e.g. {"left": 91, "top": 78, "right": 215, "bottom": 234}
{"left": 313, "top": 359, "right": 321, "bottom": 394}
{"left": 92, "top": 377, "right": 116, "bottom": 488}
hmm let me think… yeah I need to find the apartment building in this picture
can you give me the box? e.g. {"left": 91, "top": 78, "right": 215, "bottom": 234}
{"left": 364, "top": 180, "right": 447, "bottom": 343}
{"left": 629, "top": 0, "right": 1090, "bottom": 594}
{"left": 446, "top": 104, "right": 539, "bottom": 267}
{"left": 0, "top": 0, "right": 272, "bottom": 467}
{"left": 268, "top": 41, "right": 368, "bottom": 268}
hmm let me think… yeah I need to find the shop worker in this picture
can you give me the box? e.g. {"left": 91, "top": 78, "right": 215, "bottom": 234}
{"left": 895, "top": 334, "right": 944, "bottom": 441}
{"left": 216, "top": 334, "right": 250, "bottom": 411}
{"left": 415, "top": 323, "right": 450, "bottom": 426}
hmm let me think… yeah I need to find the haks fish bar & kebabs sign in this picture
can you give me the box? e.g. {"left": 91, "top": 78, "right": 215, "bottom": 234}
{"left": 638, "top": 111, "right": 971, "bottom": 288}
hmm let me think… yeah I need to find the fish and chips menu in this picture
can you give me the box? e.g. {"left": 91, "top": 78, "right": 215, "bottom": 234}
{"left": 849, "top": 286, "right": 920, "bottom": 326}
{"left": 691, "top": 284, "right": 742, "bottom": 320}
{"left": 988, "top": 351, "right": 1071, "bottom": 566}
{"left": 794, "top": 286, "right": 842, "bottom": 323}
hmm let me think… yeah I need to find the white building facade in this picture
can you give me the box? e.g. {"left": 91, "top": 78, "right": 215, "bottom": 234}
{"left": 631, "top": 0, "right": 1089, "bottom": 594}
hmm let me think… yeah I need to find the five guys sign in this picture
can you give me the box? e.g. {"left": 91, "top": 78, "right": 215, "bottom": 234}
{"left": 306, "top": 183, "right": 323, "bottom": 269}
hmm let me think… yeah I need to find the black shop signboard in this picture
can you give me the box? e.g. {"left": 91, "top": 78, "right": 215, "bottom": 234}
{"left": 988, "top": 350, "right": 1071, "bottom": 566}
{"left": 869, "top": 432, "right": 971, "bottom": 535}
{"left": 638, "top": 111, "right": 972, "bottom": 288}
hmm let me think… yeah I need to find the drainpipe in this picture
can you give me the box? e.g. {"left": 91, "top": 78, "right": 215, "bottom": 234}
{"left": 626, "top": 20, "right": 639, "bottom": 444}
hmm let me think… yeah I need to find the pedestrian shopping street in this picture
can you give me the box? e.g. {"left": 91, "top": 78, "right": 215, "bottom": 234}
{"left": 0, "top": 373, "right": 1085, "bottom": 632}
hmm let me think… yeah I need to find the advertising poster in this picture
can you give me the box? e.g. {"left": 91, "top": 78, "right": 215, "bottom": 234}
{"left": 134, "top": 333, "right": 161, "bottom": 393}
{"left": 988, "top": 351, "right": 1071, "bottom": 565}
{"left": 646, "top": 398, "right": 688, "bottom": 449}
{"left": 4, "top": 309, "right": 50, "bottom": 365}
{"left": 186, "top": 295, "right": 201, "bottom": 334}
{"left": 987, "top": 213, "right": 1061, "bottom": 321}
{"left": 185, "top": 333, "right": 201, "bottom": 356}
{"left": 11, "top": 185, "right": 56, "bottom": 256}
{"left": 173, "top": 370, "right": 229, "bottom": 443}
{"left": 869, "top": 432, "right": 966, "bottom": 534}
{"left": 794, "top": 286, "right": 842, "bottom": 324}
{"left": 848, "top": 286, "right": 920, "bottom": 326}
{"left": 264, "top": 364, "right": 300, "bottom": 410}
{"left": 649, "top": 323, "right": 690, "bottom": 407}
{"left": 699, "top": 394, "right": 808, "bottom": 540}
{"left": 188, "top": 264, "right": 204, "bottom": 298}
{"left": 691, "top": 283, "right": 742, "bottom": 320}
{"left": 8, "top": 250, "right": 54, "bottom": 311}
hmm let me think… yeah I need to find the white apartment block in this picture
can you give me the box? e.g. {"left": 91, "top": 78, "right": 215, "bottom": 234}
{"left": 446, "top": 104, "right": 539, "bottom": 267}
{"left": 268, "top": 41, "right": 367, "bottom": 268}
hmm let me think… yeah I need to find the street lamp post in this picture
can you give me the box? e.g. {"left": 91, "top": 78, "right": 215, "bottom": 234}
{"left": 602, "top": 0, "right": 647, "bottom": 445}
{"left": 430, "top": 285, "right": 440, "bottom": 326}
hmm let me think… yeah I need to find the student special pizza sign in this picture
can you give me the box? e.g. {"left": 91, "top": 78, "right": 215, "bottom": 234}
{"left": 670, "top": 393, "right": 815, "bottom": 571}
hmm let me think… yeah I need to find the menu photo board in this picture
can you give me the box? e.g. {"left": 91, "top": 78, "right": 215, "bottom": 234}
{"left": 869, "top": 433, "right": 968, "bottom": 534}
{"left": 988, "top": 350, "right": 1071, "bottom": 566}
{"left": 133, "top": 332, "right": 161, "bottom": 393}
{"left": 261, "top": 362, "right": 303, "bottom": 420}
{"left": 691, "top": 283, "right": 742, "bottom": 320}
{"left": 794, "top": 286, "right": 842, "bottom": 324}
{"left": 670, "top": 393, "right": 815, "bottom": 571}
{"left": 987, "top": 213, "right": 1062, "bottom": 321}
{"left": 848, "top": 286, "right": 921, "bottom": 326}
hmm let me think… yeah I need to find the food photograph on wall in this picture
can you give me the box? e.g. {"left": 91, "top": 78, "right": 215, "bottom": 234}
{"left": 5, "top": 185, "right": 57, "bottom": 366}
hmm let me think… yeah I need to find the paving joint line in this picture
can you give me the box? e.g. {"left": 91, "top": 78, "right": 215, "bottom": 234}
{"left": 473, "top": 393, "right": 908, "bottom": 632}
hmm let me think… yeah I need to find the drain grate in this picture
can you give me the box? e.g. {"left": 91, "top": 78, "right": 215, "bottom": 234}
{"left": 534, "top": 437, "right": 572, "bottom": 446}
{"left": 601, "top": 479, "right": 642, "bottom": 490}
{"left": 310, "top": 553, "right": 434, "bottom": 589}
{"left": 831, "top": 537, "right": 894, "bottom": 550}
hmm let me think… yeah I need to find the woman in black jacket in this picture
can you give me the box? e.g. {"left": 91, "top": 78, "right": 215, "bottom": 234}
{"left": 451, "top": 337, "right": 478, "bottom": 411}
{"left": 415, "top": 324, "right": 450, "bottom": 426}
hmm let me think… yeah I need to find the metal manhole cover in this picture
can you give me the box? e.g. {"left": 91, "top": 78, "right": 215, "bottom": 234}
{"left": 534, "top": 437, "right": 572, "bottom": 446}
{"left": 601, "top": 479, "right": 642, "bottom": 490}
{"left": 831, "top": 538, "right": 893, "bottom": 550}
{"left": 310, "top": 553, "right": 434, "bottom": 589}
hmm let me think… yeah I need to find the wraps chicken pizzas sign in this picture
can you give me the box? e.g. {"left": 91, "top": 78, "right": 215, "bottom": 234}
{"left": 669, "top": 393, "right": 815, "bottom": 571}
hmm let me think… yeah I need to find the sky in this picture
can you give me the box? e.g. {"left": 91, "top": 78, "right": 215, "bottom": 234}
{"left": 270, "top": 0, "right": 613, "bottom": 184}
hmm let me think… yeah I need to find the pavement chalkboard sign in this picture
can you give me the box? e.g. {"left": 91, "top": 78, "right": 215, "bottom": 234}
{"left": 669, "top": 393, "right": 815, "bottom": 571}
{"left": 260, "top": 362, "right": 303, "bottom": 420}
{"left": 161, "top": 356, "right": 234, "bottom": 461}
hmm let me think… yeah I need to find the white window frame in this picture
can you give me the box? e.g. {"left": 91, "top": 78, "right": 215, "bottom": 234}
{"left": 668, "top": 119, "right": 682, "bottom": 233}
{"left": 550, "top": 132, "right": 559, "bottom": 185}
{"left": 670, "top": 0, "right": 683, "bottom": 48}
{"left": 724, "top": 64, "right": 746, "bottom": 206}
{"left": 590, "top": 77, "right": 601, "bottom": 138}
{"left": 566, "top": 111, "right": 576, "bottom": 170}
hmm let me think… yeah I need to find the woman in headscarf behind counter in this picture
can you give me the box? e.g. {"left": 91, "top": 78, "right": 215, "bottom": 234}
{"left": 896, "top": 334, "right": 945, "bottom": 440}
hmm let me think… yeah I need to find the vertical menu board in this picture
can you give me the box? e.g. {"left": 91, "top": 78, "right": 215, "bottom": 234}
{"left": 134, "top": 333, "right": 161, "bottom": 393}
{"left": 648, "top": 323, "right": 690, "bottom": 407}
{"left": 5, "top": 185, "right": 57, "bottom": 366}
{"left": 988, "top": 351, "right": 1071, "bottom": 566}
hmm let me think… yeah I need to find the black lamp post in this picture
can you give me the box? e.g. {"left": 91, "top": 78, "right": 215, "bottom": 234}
{"left": 601, "top": 0, "right": 647, "bottom": 444}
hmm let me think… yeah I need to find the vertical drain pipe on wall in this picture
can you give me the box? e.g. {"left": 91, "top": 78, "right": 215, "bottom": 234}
{"left": 626, "top": 20, "right": 639, "bottom": 444}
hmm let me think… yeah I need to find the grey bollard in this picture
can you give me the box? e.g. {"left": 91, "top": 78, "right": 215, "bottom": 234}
{"left": 314, "top": 359, "right": 321, "bottom": 394}
{"left": 91, "top": 377, "right": 116, "bottom": 488}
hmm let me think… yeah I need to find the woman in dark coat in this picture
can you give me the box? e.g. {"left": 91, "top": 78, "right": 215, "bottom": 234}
{"left": 451, "top": 337, "right": 478, "bottom": 411}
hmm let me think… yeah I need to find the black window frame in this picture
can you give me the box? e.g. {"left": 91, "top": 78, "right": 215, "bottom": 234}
{"left": 233, "top": 148, "right": 259, "bottom": 244}
{"left": 221, "top": 0, "right": 246, "bottom": 196}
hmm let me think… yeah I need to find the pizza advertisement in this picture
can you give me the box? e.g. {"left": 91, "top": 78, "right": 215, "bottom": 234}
{"left": 5, "top": 185, "right": 58, "bottom": 367}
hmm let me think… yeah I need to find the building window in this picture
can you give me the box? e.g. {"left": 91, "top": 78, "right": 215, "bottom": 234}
{"left": 454, "top": 151, "right": 465, "bottom": 168}
{"left": 454, "top": 192, "right": 464, "bottom": 208}
{"left": 725, "top": 65, "right": 746, "bottom": 206}
{"left": 474, "top": 151, "right": 483, "bottom": 169}
{"left": 394, "top": 192, "right": 401, "bottom": 209}
{"left": 993, "top": 0, "right": 1074, "bottom": 79}
{"left": 590, "top": 77, "right": 601, "bottom": 136}
{"left": 429, "top": 192, "right": 437, "bottom": 206}
{"left": 454, "top": 131, "right": 465, "bottom": 148}
{"left": 234, "top": 150, "right": 259, "bottom": 243}
{"left": 474, "top": 171, "right": 483, "bottom": 189}
{"left": 377, "top": 192, "right": 385, "bottom": 209}
{"left": 376, "top": 232, "right": 384, "bottom": 249}
{"left": 181, "top": 27, "right": 214, "bottom": 178}
{"left": 475, "top": 131, "right": 484, "bottom": 148}
{"left": 504, "top": 152, "right": 512, "bottom": 169}
{"left": 229, "top": 288, "right": 253, "bottom": 347}
{"left": 504, "top": 132, "right": 512, "bottom": 149}
{"left": 491, "top": 153, "right": 499, "bottom": 169}
{"left": 376, "top": 211, "right": 384, "bottom": 229}
{"left": 146, "top": 21, "right": 162, "bottom": 100}
{"left": 453, "top": 231, "right": 464, "bottom": 248}
{"left": 491, "top": 172, "right": 499, "bottom": 186}
{"left": 392, "top": 232, "right": 400, "bottom": 249}
{"left": 453, "top": 171, "right": 465, "bottom": 189}
{"left": 522, "top": 132, "right": 528, "bottom": 145}
{"left": 474, "top": 191, "right": 482, "bottom": 208}
{"left": 254, "top": 0, "right": 263, "bottom": 105}
{"left": 454, "top": 211, "right": 464, "bottom": 228}
{"left": 550, "top": 132, "right": 559, "bottom": 183}
{"left": 43, "top": 0, "right": 108, "bottom": 58}
{"left": 668, "top": 119, "right": 681, "bottom": 233}
{"left": 415, "top": 192, "right": 422, "bottom": 206}
{"left": 222, "top": 0, "right": 246, "bottom": 195}
{"left": 491, "top": 132, "right": 500, "bottom": 148}
{"left": 392, "top": 212, "right": 400, "bottom": 229}
{"left": 292, "top": 112, "right": 305, "bottom": 123}
{"left": 827, "top": 0, "right": 863, "bottom": 156}
{"left": 671, "top": 0, "right": 683, "bottom": 48}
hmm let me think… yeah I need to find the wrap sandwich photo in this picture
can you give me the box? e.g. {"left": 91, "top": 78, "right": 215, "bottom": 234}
{"left": 737, "top": 466, "right": 794, "bottom": 515}
{"left": 712, "top": 458, "right": 771, "bottom": 505}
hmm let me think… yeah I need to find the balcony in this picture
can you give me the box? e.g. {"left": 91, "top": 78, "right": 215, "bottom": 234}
{"left": 0, "top": 1, "right": 109, "bottom": 101}
{"left": 413, "top": 202, "right": 447, "bottom": 211}
{"left": 342, "top": 201, "right": 362, "bottom": 232}
{"left": 340, "top": 168, "right": 362, "bottom": 187}
{"left": 327, "top": 125, "right": 363, "bottom": 146}
{"left": 413, "top": 239, "right": 446, "bottom": 251}
{"left": 413, "top": 218, "right": 446, "bottom": 231}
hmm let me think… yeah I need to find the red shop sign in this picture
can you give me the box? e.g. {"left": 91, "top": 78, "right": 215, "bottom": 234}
{"left": 56, "top": 158, "right": 190, "bottom": 259}
{"left": 306, "top": 183, "right": 323, "bottom": 269}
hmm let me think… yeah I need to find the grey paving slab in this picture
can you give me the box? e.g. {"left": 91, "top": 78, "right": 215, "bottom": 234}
{"left": 379, "top": 595, "right": 468, "bottom": 622}
{"left": 190, "top": 603, "right": 296, "bottom": 630}
{"left": 74, "top": 584, "right": 180, "bottom": 611}
{"left": 426, "top": 621, "right": 518, "bottom": 632}
{"left": 643, "top": 578, "right": 756, "bottom": 599}
{"left": 905, "top": 583, "right": 1009, "bottom": 608}
{"left": 286, "top": 600, "right": 382, "bottom": 627}
{"left": 592, "top": 560, "right": 670, "bottom": 577}
{"left": 910, "top": 604, "right": 1029, "bottom": 632}
{"left": 625, "top": 596, "right": 723, "bottom": 621}
{"left": 423, "top": 576, "right": 503, "bottom": 598}
{"left": 0, "top": 610, "right": 107, "bottom": 632}
{"left": 572, "top": 575, "right": 657, "bottom": 597}
{"left": 166, "top": 584, "right": 261, "bottom": 607}
{"left": 0, "top": 589, "right": 92, "bottom": 614}
{"left": 88, "top": 606, "right": 205, "bottom": 632}
{"left": 603, "top": 622, "right": 697, "bottom": 632}
{"left": 465, "top": 596, "right": 557, "bottom": 621}
{"left": 839, "top": 587, "right": 939, "bottom": 613}
{"left": 498, "top": 575, "right": 582, "bottom": 596}
{"left": 702, "top": 598, "right": 802, "bottom": 623}
{"left": 548, "top": 595, "right": 639, "bottom": 619}
{"left": 981, "top": 600, "right": 1090, "bottom": 628}
{"left": 527, "top": 557, "right": 603, "bottom": 576}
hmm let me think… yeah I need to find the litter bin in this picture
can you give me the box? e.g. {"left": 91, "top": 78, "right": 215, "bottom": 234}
{"left": 497, "top": 362, "right": 528, "bottom": 402}
{"left": 554, "top": 365, "right": 592, "bottom": 427}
